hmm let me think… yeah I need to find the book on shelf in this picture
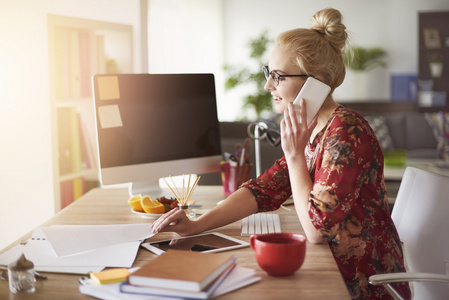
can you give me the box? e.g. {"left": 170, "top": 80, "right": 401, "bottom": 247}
{"left": 78, "top": 31, "right": 92, "bottom": 98}
{"left": 78, "top": 113, "right": 97, "bottom": 169}
{"left": 54, "top": 27, "right": 70, "bottom": 100}
{"left": 60, "top": 179, "right": 74, "bottom": 210}
{"left": 127, "top": 249, "right": 235, "bottom": 292}
{"left": 68, "top": 107, "right": 82, "bottom": 173}
{"left": 69, "top": 29, "right": 81, "bottom": 99}
{"left": 73, "top": 177, "right": 84, "bottom": 201}
{"left": 54, "top": 27, "right": 98, "bottom": 100}
{"left": 60, "top": 177, "right": 98, "bottom": 209}
{"left": 57, "top": 107, "right": 72, "bottom": 175}
{"left": 57, "top": 107, "right": 97, "bottom": 174}
{"left": 96, "top": 34, "right": 106, "bottom": 74}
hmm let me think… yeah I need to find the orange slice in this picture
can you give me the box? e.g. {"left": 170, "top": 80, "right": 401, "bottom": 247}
{"left": 141, "top": 195, "right": 165, "bottom": 214}
{"left": 128, "top": 194, "right": 144, "bottom": 212}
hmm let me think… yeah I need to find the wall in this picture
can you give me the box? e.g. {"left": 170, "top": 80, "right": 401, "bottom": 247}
{"left": 0, "top": 0, "right": 142, "bottom": 251}
{"left": 147, "top": 0, "right": 225, "bottom": 118}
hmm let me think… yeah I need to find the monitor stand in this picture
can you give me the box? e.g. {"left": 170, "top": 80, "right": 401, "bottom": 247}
{"left": 129, "top": 180, "right": 164, "bottom": 198}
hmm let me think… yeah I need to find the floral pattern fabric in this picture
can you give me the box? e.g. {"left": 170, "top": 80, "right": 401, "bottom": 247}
{"left": 242, "top": 106, "right": 410, "bottom": 299}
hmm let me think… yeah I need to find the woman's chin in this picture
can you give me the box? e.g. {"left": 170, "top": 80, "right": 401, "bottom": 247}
{"left": 273, "top": 102, "right": 286, "bottom": 114}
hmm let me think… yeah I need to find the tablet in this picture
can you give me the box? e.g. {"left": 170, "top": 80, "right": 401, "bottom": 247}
{"left": 141, "top": 232, "right": 249, "bottom": 255}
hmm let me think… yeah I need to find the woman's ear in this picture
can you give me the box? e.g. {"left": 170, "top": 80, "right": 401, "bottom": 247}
{"left": 314, "top": 76, "right": 325, "bottom": 83}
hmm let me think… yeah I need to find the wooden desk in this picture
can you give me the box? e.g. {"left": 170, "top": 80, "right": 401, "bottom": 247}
{"left": 0, "top": 186, "right": 350, "bottom": 299}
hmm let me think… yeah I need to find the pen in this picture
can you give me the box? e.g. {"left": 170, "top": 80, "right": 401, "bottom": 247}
{"left": 229, "top": 158, "right": 238, "bottom": 192}
{"left": 239, "top": 147, "right": 246, "bottom": 167}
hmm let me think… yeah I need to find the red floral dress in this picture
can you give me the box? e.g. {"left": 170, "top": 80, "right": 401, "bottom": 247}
{"left": 242, "top": 106, "right": 410, "bottom": 299}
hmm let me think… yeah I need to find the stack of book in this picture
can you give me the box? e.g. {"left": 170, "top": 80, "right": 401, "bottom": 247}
{"left": 120, "top": 249, "right": 260, "bottom": 299}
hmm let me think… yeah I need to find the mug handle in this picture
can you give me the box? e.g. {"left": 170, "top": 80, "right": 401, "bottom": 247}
{"left": 250, "top": 234, "right": 257, "bottom": 250}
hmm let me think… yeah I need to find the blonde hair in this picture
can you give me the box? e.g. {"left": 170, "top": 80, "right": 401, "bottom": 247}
{"left": 276, "top": 8, "right": 348, "bottom": 92}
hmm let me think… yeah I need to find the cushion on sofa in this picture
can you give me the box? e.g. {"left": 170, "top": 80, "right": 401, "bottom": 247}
{"left": 364, "top": 115, "right": 395, "bottom": 150}
{"left": 367, "top": 112, "right": 438, "bottom": 158}
{"left": 405, "top": 113, "right": 438, "bottom": 150}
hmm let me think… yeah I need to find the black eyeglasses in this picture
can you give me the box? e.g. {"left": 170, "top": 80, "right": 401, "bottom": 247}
{"left": 263, "top": 66, "right": 313, "bottom": 87}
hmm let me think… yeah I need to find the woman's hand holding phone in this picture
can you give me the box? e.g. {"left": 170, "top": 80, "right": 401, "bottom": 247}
{"left": 281, "top": 100, "right": 317, "bottom": 159}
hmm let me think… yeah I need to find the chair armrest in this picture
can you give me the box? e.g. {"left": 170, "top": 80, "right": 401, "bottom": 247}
{"left": 370, "top": 272, "right": 449, "bottom": 285}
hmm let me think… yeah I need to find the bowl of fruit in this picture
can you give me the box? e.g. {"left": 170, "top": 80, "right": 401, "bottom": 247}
{"left": 128, "top": 195, "right": 178, "bottom": 219}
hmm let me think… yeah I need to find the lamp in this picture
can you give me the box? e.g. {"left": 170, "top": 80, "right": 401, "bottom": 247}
{"left": 247, "top": 122, "right": 281, "bottom": 177}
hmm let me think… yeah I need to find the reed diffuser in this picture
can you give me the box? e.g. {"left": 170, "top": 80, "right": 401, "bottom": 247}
{"left": 162, "top": 174, "right": 200, "bottom": 219}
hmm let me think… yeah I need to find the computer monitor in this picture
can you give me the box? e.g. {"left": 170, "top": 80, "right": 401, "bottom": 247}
{"left": 92, "top": 73, "right": 222, "bottom": 197}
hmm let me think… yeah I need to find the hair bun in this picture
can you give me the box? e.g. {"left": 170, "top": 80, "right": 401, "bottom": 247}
{"left": 310, "top": 8, "right": 348, "bottom": 52}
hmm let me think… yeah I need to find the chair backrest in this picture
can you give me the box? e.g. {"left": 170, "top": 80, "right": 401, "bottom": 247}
{"left": 392, "top": 167, "right": 449, "bottom": 299}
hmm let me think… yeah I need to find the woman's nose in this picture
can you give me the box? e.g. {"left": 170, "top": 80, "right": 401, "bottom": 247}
{"left": 264, "top": 78, "right": 274, "bottom": 91}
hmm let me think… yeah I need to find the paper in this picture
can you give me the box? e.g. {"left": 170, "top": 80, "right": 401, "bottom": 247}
{"left": 36, "top": 266, "right": 104, "bottom": 274}
{"left": 98, "top": 104, "right": 123, "bottom": 129}
{"left": 80, "top": 280, "right": 165, "bottom": 300}
{"left": 0, "top": 227, "right": 146, "bottom": 274}
{"left": 41, "top": 224, "right": 154, "bottom": 257}
{"left": 80, "top": 268, "right": 168, "bottom": 300}
{"left": 0, "top": 240, "right": 138, "bottom": 274}
{"left": 212, "top": 266, "right": 260, "bottom": 298}
{"left": 98, "top": 75, "right": 120, "bottom": 100}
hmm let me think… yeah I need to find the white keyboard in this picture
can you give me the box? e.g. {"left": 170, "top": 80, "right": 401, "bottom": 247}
{"left": 241, "top": 213, "right": 281, "bottom": 236}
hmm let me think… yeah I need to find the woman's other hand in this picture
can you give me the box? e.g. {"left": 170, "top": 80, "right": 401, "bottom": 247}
{"left": 151, "top": 207, "right": 198, "bottom": 236}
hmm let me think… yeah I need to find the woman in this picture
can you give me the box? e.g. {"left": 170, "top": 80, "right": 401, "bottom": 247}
{"left": 152, "top": 8, "right": 410, "bottom": 299}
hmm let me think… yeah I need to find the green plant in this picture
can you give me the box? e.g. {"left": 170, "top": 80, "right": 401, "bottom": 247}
{"left": 343, "top": 46, "right": 387, "bottom": 71}
{"left": 224, "top": 31, "right": 272, "bottom": 120}
{"left": 106, "top": 57, "right": 121, "bottom": 74}
{"left": 429, "top": 53, "right": 442, "bottom": 63}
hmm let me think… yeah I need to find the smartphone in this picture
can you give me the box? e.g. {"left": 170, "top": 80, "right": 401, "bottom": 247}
{"left": 293, "top": 77, "right": 331, "bottom": 124}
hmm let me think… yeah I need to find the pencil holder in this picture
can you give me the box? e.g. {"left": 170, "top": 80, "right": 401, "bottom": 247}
{"left": 220, "top": 163, "right": 252, "bottom": 195}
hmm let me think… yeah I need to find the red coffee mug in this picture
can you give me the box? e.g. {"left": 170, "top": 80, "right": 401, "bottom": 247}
{"left": 250, "top": 232, "right": 306, "bottom": 277}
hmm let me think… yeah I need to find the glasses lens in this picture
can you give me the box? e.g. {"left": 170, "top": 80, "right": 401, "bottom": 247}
{"left": 270, "top": 72, "right": 279, "bottom": 86}
{"left": 263, "top": 66, "right": 269, "bottom": 80}
{"left": 263, "top": 66, "right": 279, "bottom": 86}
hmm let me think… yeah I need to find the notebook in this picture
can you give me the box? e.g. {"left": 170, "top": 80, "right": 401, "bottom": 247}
{"left": 127, "top": 249, "right": 235, "bottom": 292}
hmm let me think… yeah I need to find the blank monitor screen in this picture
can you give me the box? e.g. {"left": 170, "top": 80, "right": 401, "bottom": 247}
{"left": 92, "top": 73, "right": 222, "bottom": 195}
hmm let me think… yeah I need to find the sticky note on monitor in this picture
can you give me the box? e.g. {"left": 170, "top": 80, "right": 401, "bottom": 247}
{"left": 98, "top": 76, "right": 120, "bottom": 100}
{"left": 98, "top": 104, "right": 123, "bottom": 129}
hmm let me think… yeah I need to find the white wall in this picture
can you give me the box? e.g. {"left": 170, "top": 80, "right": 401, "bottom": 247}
{"left": 147, "top": 0, "right": 225, "bottom": 118}
{"left": 0, "top": 0, "right": 142, "bottom": 251}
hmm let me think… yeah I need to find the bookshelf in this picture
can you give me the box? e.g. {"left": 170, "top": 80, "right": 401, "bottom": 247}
{"left": 418, "top": 11, "right": 449, "bottom": 112}
{"left": 48, "top": 14, "right": 133, "bottom": 211}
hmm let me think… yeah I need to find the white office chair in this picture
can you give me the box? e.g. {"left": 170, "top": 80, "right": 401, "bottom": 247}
{"left": 369, "top": 167, "right": 449, "bottom": 300}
